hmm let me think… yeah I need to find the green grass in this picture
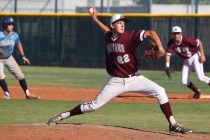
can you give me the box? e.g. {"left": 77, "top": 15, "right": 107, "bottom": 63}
{"left": 141, "top": 70, "right": 210, "bottom": 94}
{"left": 0, "top": 99, "right": 209, "bottom": 134}
{"left": 5, "top": 66, "right": 108, "bottom": 88}
{"left": 5, "top": 66, "right": 210, "bottom": 93}
{"left": 1, "top": 66, "right": 210, "bottom": 134}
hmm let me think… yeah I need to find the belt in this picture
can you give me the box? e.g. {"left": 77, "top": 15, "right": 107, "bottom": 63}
{"left": 0, "top": 55, "right": 11, "bottom": 59}
{"left": 121, "top": 72, "right": 140, "bottom": 78}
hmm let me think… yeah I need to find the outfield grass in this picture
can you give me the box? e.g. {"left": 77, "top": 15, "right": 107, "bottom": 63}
{"left": 1, "top": 66, "right": 210, "bottom": 134}
{"left": 0, "top": 99, "right": 209, "bottom": 134}
{"left": 4, "top": 66, "right": 210, "bottom": 93}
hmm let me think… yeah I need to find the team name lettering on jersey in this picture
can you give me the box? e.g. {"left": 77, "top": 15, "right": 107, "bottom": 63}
{"left": 167, "top": 36, "right": 198, "bottom": 59}
{"left": 107, "top": 43, "right": 125, "bottom": 53}
{"left": 180, "top": 46, "right": 192, "bottom": 57}
{"left": 0, "top": 40, "right": 15, "bottom": 47}
{"left": 0, "top": 31, "right": 20, "bottom": 59}
{"left": 175, "top": 46, "right": 192, "bottom": 57}
{"left": 105, "top": 30, "right": 143, "bottom": 77}
{"left": 175, "top": 47, "right": 181, "bottom": 53}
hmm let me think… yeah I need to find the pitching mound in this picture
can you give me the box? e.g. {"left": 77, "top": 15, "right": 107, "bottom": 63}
{"left": 0, "top": 124, "right": 209, "bottom": 140}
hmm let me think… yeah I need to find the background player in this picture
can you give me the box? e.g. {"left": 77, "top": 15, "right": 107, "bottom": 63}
{"left": 165, "top": 26, "right": 210, "bottom": 99}
{"left": 47, "top": 7, "right": 192, "bottom": 134}
{"left": 0, "top": 17, "right": 40, "bottom": 99}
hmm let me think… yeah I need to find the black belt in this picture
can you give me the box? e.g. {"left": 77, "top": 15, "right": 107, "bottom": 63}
{"left": 120, "top": 72, "right": 141, "bottom": 78}
{"left": 0, "top": 56, "right": 11, "bottom": 59}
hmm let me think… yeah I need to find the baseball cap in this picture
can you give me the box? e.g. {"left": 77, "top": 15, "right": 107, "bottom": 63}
{"left": 110, "top": 14, "right": 129, "bottom": 25}
{"left": 171, "top": 26, "right": 182, "bottom": 33}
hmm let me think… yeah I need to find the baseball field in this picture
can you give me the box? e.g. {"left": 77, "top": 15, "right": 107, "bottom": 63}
{"left": 0, "top": 66, "right": 210, "bottom": 140}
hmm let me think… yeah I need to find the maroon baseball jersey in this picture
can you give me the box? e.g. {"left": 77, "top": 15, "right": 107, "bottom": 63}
{"left": 105, "top": 30, "right": 145, "bottom": 77}
{"left": 166, "top": 36, "right": 199, "bottom": 59}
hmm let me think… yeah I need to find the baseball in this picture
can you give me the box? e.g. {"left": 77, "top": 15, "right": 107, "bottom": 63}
{"left": 89, "top": 8, "right": 94, "bottom": 14}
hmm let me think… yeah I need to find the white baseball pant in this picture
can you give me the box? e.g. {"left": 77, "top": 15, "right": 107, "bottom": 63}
{"left": 181, "top": 53, "right": 210, "bottom": 85}
{"left": 80, "top": 73, "right": 169, "bottom": 113}
{"left": 0, "top": 56, "right": 24, "bottom": 80}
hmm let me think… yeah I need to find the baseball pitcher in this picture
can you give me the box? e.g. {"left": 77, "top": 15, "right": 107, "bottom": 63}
{"left": 47, "top": 8, "right": 192, "bottom": 134}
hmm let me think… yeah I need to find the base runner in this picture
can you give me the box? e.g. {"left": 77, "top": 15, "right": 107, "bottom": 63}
{"left": 0, "top": 17, "right": 40, "bottom": 99}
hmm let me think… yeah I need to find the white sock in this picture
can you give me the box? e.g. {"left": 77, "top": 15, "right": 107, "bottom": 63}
{"left": 25, "top": 89, "right": 29, "bottom": 96}
{"left": 169, "top": 116, "right": 176, "bottom": 125}
{"left": 61, "top": 112, "right": 70, "bottom": 119}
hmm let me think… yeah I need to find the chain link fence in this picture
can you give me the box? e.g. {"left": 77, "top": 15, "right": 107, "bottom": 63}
{"left": 0, "top": 14, "right": 209, "bottom": 71}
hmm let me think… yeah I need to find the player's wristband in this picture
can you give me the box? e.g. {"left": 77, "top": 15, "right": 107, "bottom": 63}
{"left": 22, "top": 55, "right": 26, "bottom": 59}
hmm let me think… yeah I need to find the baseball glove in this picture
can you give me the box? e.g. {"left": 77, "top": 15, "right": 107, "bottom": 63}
{"left": 144, "top": 42, "right": 164, "bottom": 60}
{"left": 165, "top": 67, "right": 172, "bottom": 79}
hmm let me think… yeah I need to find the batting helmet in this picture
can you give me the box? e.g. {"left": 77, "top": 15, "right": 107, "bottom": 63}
{"left": 1, "top": 17, "right": 15, "bottom": 29}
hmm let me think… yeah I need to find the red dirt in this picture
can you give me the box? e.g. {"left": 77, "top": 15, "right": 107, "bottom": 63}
{"left": 0, "top": 86, "right": 210, "bottom": 140}
{"left": 6, "top": 86, "right": 210, "bottom": 103}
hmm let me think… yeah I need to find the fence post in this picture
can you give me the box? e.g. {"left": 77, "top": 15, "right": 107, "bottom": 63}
{"left": 194, "top": 0, "right": 198, "bottom": 37}
{"left": 147, "top": 0, "right": 152, "bottom": 13}
{"left": 100, "top": 0, "right": 104, "bottom": 13}
{"left": 55, "top": 0, "right": 58, "bottom": 13}
{"left": 14, "top": 0, "right": 17, "bottom": 12}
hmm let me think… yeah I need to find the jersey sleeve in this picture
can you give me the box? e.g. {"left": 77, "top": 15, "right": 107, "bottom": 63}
{"left": 129, "top": 30, "right": 145, "bottom": 47}
{"left": 187, "top": 37, "right": 199, "bottom": 48}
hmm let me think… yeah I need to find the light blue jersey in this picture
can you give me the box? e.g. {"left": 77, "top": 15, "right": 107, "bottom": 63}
{"left": 0, "top": 31, "right": 20, "bottom": 59}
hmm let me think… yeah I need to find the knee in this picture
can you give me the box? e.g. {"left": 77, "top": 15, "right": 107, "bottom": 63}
{"left": 153, "top": 85, "right": 165, "bottom": 94}
{"left": 153, "top": 86, "right": 169, "bottom": 104}
{"left": 15, "top": 74, "right": 24, "bottom": 80}
{"left": 0, "top": 74, "right": 5, "bottom": 79}
{"left": 181, "top": 79, "right": 189, "bottom": 86}
{"left": 80, "top": 100, "right": 102, "bottom": 113}
{"left": 197, "top": 76, "right": 205, "bottom": 83}
{"left": 158, "top": 86, "right": 165, "bottom": 93}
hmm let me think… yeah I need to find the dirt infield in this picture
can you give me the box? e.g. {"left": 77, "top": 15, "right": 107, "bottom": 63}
{"left": 0, "top": 124, "right": 210, "bottom": 140}
{"left": 6, "top": 86, "right": 210, "bottom": 103}
{"left": 1, "top": 86, "right": 210, "bottom": 140}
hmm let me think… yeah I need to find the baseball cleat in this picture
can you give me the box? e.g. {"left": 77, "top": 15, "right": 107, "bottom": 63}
{"left": 3, "top": 95, "right": 11, "bottom": 99}
{"left": 47, "top": 113, "right": 64, "bottom": 125}
{"left": 26, "top": 94, "right": 40, "bottom": 99}
{"left": 192, "top": 91, "right": 201, "bottom": 99}
{"left": 192, "top": 92, "right": 210, "bottom": 99}
{"left": 169, "top": 123, "right": 192, "bottom": 134}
